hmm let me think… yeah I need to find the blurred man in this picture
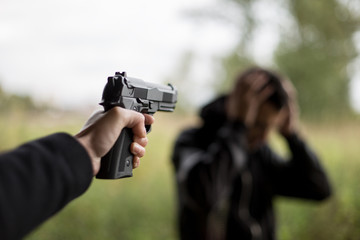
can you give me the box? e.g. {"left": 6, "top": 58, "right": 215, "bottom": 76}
{"left": 172, "top": 67, "right": 331, "bottom": 240}
{"left": 0, "top": 107, "right": 154, "bottom": 239}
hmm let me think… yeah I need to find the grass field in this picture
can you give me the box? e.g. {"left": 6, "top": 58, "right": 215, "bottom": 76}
{"left": 1, "top": 110, "right": 359, "bottom": 240}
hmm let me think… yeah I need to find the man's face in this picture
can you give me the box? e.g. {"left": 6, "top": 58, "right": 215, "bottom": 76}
{"left": 246, "top": 102, "right": 282, "bottom": 151}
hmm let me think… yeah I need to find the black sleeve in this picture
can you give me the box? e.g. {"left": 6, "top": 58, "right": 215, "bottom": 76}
{"left": 172, "top": 121, "right": 247, "bottom": 213}
{"left": 264, "top": 133, "right": 332, "bottom": 200}
{"left": 173, "top": 122, "right": 249, "bottom": 240}
{"left": 0, "top": 133, "right": 93, "bottom": 240}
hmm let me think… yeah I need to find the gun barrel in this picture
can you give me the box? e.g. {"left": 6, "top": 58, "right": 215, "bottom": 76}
{"left": 125, "top": 76, "right": 177, "bottom": 104}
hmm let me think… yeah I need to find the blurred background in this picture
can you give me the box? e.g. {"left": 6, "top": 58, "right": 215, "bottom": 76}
{"left": 1, "top": 0, "right": 360, "bottom": 239}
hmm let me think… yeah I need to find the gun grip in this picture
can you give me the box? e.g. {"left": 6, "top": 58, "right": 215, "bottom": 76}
{"left": 96, "top": 128, "right": 134, "bottom": 179}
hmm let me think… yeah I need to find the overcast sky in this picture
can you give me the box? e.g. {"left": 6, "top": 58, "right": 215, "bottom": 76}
{"left": 1, "top": 0, "right": 359, "bottom": 111}
{"left": 0, "top": 0, "right": 237, "bottom": 110}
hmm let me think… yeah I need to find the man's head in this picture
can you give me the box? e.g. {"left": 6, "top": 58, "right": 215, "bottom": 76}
{"left": 229, "top": 67, "right": 291, "bottom": 150}
{"left": 234, "top": 67, "right": 288, "bottom": 110}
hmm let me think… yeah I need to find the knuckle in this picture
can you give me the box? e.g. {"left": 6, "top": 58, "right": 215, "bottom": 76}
{"left": 138, "top": 148, "right": 145, "bottom": 158}
{"left": 111, "top": 107, "right": 125, "bottom": 119}
{"left": 112, "top": 106, "right": 123, "bottom": 115}
{"left": 139, "top": 112, "right": 145, "bottom": 121}
{"left": 143, "top": 137, "right": 149, "bottom": 146}
{"left": 135, "top": 136, "right": 148, "bottom": 147}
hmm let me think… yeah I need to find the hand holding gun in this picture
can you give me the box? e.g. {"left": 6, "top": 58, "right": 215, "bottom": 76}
{"left": 96, "top": 72, "right": 177, "bottom": 179}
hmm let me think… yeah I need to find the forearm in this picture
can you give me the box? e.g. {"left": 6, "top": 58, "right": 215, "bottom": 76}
{"left": 277, "top": 133, "right": 332, "bottom": 200}
{"left": 287, "top": 133, "right": 326, "bottom": 172}
{"left": 0, "top": 133, "right": 93, "bottom": 239}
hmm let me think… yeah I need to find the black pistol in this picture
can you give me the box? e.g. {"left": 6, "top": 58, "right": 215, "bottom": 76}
{"left": 96, "top": 71, "right": 177, "bottom": 179}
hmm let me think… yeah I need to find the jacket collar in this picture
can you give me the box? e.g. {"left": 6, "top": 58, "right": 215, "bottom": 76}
{"left": 200, "top": 95, "right": 228, "bottom": 131}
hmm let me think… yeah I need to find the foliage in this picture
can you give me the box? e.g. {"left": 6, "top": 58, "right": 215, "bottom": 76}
{"left": 191, "top": 0, "right": 360, "bottom": 119}
{"left": 274, "top": 0, "right": 360, "bottom": 119}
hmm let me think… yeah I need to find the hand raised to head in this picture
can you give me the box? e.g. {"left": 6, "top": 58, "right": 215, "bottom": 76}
{"left": 226, "top": 71, "right": 274, "bottom": 127}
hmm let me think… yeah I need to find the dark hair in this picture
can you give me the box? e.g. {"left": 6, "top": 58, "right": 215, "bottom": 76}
{"left": 236, "top": 67, "right": 288, "bottom": 110}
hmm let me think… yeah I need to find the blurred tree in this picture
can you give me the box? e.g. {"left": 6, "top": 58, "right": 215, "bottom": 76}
{"left": 189, "top": 0, "right": 360, "bottom": 119}
{"left": 274, "top": 0, "right": 360, "bottom": 119}
{"left": 164, "top": 51, "right": 196, "bottom": 114}
{"left": 182, "top": 0, "right": 259, "bottom": 95}
{"left": 214, "top": 0, "right": 256, "bottom": 93}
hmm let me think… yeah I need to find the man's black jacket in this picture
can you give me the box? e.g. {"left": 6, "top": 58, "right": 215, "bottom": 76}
{"left": 0, "top": 133, "right": 93, "bottom": 240}
{"left": 172, "top": 96, "right": 331, "bottom": 240}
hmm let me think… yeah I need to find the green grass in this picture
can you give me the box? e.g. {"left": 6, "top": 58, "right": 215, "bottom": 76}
{"left": 2, "top": 110, "right": 360, "bottom": 240}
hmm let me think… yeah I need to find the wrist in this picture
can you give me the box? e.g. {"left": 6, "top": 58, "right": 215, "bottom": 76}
{"left": 75, "top": 135, "right": 100, "bottom": 176}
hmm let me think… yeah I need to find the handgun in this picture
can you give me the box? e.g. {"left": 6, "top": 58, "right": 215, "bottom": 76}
{"left": 96, "top": 71, "right": 177, "bottom": 179}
